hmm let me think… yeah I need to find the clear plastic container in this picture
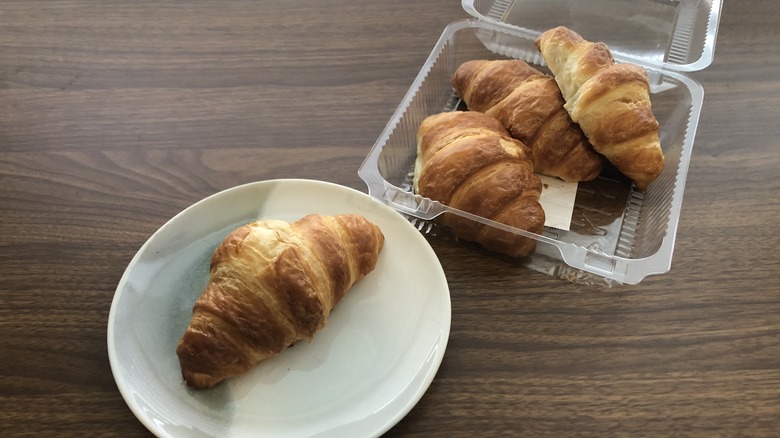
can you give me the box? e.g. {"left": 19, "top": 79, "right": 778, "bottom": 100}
{"left": 358, "top": 0, "right": 722, "bottom": 285}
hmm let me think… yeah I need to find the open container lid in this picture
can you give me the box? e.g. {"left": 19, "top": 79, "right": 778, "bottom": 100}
{"left": 461, "top": 0, "right": 722, "bottom": 72}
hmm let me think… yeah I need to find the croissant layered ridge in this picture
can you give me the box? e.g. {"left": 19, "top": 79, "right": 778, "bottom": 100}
{"left": 536, "top": 26, "right": 665, "bottom": 190}
{"left": 452, "top": 59, "right": 603, "bottom": 182}
{"left": 413, "top": 111, "right": 545, "bottom": 257}
{"left": 176, "top": 213, "right": 384, "bottom": 389}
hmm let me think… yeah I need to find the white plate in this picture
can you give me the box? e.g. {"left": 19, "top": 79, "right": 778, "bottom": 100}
{"left": 107, "top": 179, "right": 451, "bottom": 438}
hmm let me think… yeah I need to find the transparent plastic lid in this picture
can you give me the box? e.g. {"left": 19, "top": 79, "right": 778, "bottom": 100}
{"left": 462, "top": 0, "right": 722, "bottom": 72}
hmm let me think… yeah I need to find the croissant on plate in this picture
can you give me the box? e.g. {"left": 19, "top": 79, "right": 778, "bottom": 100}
{"left": 413, "top": 111, "right": 545, "bottom": 257}
{"left": 536, "top": 26, "right": 664, "bottom": 190}
{"left": 452, "top": 59, "right": 603, "bottom": 182}
{"left": 176, "top": 213, "right": 385, "bottom": 389}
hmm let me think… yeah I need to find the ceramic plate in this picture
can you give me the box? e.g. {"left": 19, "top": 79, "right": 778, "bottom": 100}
{"left": 107, "top": 179, "right": 451, "bottom": 437}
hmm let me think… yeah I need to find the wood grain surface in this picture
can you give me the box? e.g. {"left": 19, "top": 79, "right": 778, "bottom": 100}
{"left": 2, "top": 0, "right": 779, "bottom": 436}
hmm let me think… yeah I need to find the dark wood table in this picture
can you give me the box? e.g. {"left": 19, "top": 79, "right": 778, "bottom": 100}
{"left": 2, "top": 1, "right": 779, "bottom": 436}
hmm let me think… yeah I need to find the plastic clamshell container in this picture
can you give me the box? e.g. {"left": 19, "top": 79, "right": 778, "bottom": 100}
{"left": 358, "top": 0, "right": 722, "bottom": 285}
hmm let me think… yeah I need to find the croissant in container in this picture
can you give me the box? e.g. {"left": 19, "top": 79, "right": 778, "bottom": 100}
{"left": 535, "top": 26, "right": 665, "bottom": 190}
{"left": 176, "top": 213, "right": 385, "bottom": 389}
{"left": 452, "top": 59, "right": 603, "bottom": 182}
{"left": 413, "top": 111, "right": 545, "bottom": 257}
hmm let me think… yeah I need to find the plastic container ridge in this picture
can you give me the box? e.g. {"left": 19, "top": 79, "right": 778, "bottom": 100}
{"left": 358, "top": 0, "right": 722, "bottom": 285}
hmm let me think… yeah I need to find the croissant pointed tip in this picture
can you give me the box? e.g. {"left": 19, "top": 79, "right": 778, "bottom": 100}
{"left": 181, "top": 370, "right": 222, "bottom": 390}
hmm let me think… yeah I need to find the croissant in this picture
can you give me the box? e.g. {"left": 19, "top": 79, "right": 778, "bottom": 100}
{"left": 452, "top": 59, "right": 603, "bottom": 182}
{"left": 413, "top": 111, "right": 545, "bottom": 257}
{"left": 535, "top": 26, "right": 664, "bottom": 190}
{"left": 176, "top": 213, "right": 385, "bottom": 389}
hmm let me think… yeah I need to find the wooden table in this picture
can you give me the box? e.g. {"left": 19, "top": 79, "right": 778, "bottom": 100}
{"left": 2, "top": 1, "right": 779, "bottom": 436}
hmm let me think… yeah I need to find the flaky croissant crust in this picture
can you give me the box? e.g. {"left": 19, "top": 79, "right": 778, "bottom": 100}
{"left": 176, "top": 213, "right": 384, "bottom": 389}
{"left": 452, "top": 59, "right": 603, "bottom": 182}
{"left": 536, "top": 26, "right": 664, "bottom": 190}
{"left": 414, "top": 111, "right": 545, "bottom": 257}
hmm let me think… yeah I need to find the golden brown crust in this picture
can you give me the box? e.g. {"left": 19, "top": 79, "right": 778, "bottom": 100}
{"left": 413, "top": 111, "right": 544, "bottom": 257}
{"left": 452, "top": 59, "right": 540, "bottom": 112}
{"left": 176, "top": 214, "right": 384, "bottom": 389}
{"left": 418, "top": 133, "right": 524, "bottom": 203}
{"left": 536, "top": 26, "right": 664, "bottom": 190}
{"left": 451, "top": 59, "right": 603, "bottom": 182}
{"left": 416, "top": 110, "right": 511, "bottom": 163}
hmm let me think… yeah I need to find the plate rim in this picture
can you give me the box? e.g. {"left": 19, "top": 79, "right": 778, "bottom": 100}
{"left": 106, "top": 178, "right": 451, "bottom": 437}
